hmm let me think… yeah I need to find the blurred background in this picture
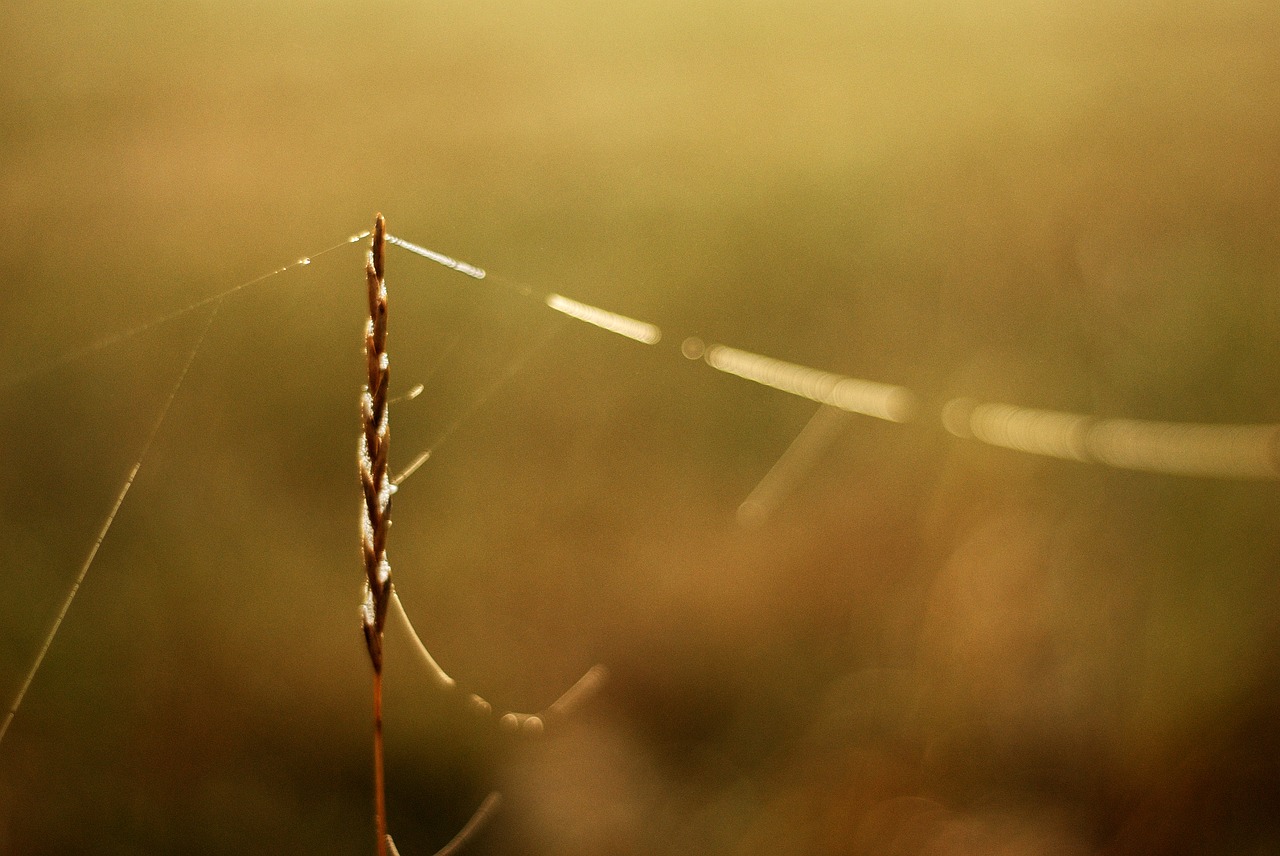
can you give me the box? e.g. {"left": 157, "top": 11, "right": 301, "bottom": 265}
{"left": 2, "top": 1, "right": 1279, "bottom": 853}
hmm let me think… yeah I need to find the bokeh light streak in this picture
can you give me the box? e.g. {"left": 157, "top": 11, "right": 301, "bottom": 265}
{"left": 704, "top": 344, "right": 918, "bottom": 423}
{"left": 544, "top": 294, "right": 662, "bottom": 345}
{"left": 947, "top": 399, "right": 1280, "bottom": 479}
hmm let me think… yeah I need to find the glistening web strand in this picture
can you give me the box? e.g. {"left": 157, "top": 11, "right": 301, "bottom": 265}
{"left": 389, "top": 229, "right": 1280, "bottom": 482}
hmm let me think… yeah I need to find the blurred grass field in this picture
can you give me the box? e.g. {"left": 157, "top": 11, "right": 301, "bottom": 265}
{"left": 2, "top": 2, "right": 1279, "bottom": 853}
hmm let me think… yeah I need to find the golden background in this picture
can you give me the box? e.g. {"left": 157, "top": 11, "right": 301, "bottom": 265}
{"left": 1, "top": 2, "right": 1278, "bottom": 853}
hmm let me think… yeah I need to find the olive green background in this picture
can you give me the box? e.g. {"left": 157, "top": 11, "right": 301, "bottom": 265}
{"left": 2, "top": 2, "right": 1279, "bottom": 853}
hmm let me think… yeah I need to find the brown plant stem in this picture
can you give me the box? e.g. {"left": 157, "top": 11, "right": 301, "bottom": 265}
{"left": 374, "top": 669, "right": 387, "bottom": 856}
{"left": 360, "top": 212, "right": 605, "bottom": 856}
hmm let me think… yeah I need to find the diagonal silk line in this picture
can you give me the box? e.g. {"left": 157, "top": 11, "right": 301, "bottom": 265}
{"left": 0, "top": 300, "right": 222, "bottom": 746}
{"left": 1, "top": 231, "right": 368, "bottom": 392}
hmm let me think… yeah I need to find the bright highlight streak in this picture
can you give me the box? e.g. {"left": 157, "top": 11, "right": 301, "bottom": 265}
{"left": 1087, "top": 419, "right": 1279, "bottom": 478}
{"left": 704, "top": 345, "right": 917, "bottom": 423}
{"left": 389, "top": 383, "right": 424, "bottom": 405}
{"left": 544, "top": 294, "right": 662, "bottom": 345}
{"left": 391, "top": 449, "right": 431, "bottom": 487}
{"left": 385, "top": 234, "right": 486, "bottom": 279}
{"left": 385, "top": 227, "right": 1279, "bottom": 482}
{"left": 943, "top": 400, "right": 1092, "bottom": 462}
{"left": 945, "top": 399, "right": 1280, "bottom": 479}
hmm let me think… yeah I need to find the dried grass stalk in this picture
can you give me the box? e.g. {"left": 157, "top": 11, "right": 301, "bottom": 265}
{"left": 362, "top": 212, "right": 392, "bottom": 669}
{"left": 360, "top": 213, "right": 605, "bottom": 855}
{"left": 360, "top": 213, "right": 392, "bottom": 856}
